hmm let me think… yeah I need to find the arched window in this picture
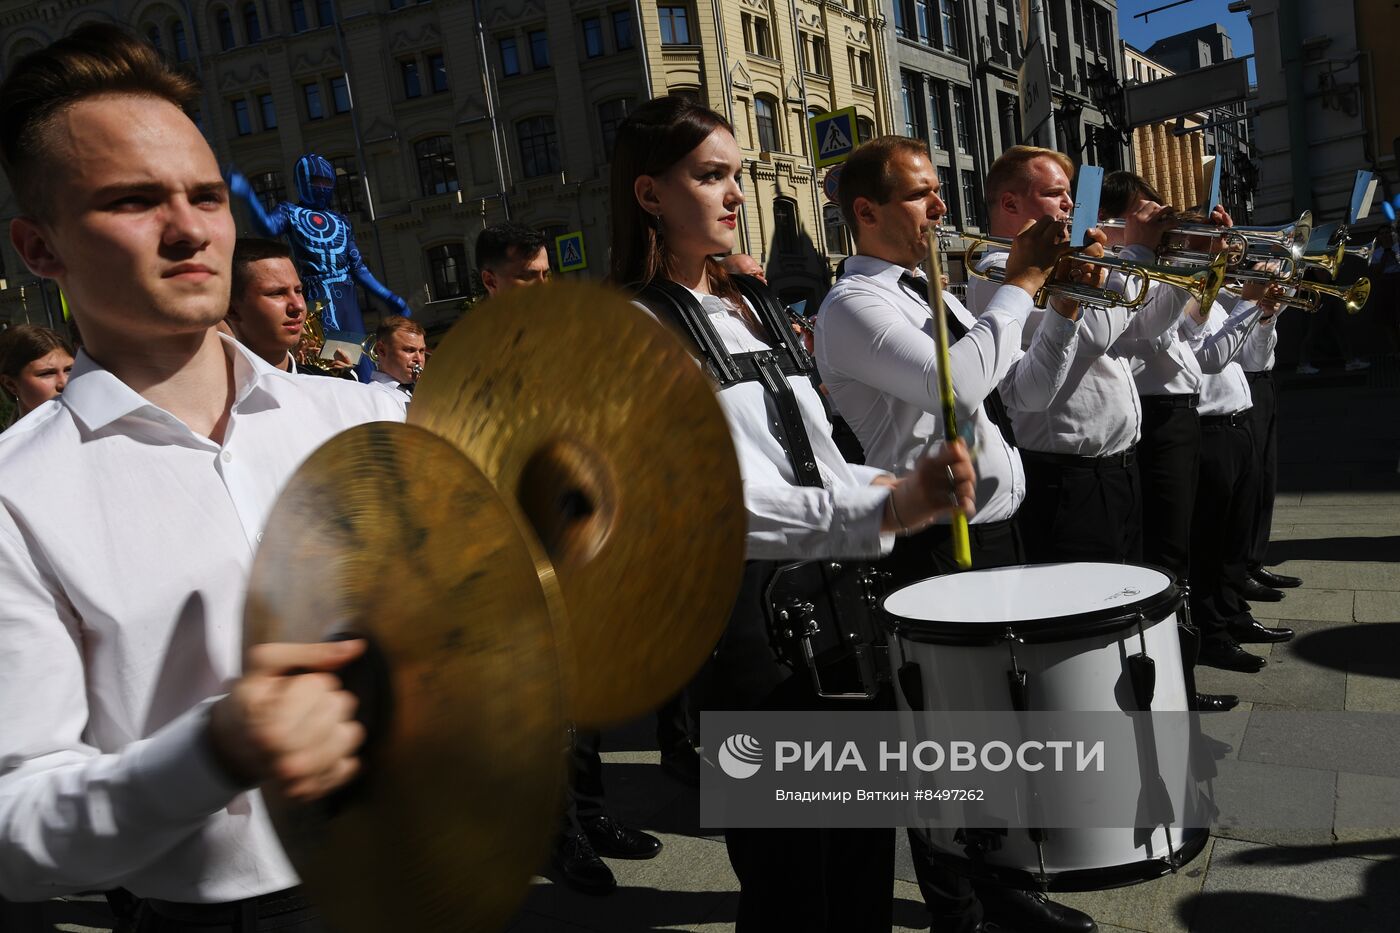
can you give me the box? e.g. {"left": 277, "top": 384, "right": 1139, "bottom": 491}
{"left": 146, "top": 26, "right": 164, "bottom": 56}
{"left": 755, "top": 95, "right": 780, "bottom": 153}
{"left": 427, "top": 242, "right": 468, "bottom": 299}
{"left": 856, "top": 115, "right": 875, "bottom": 144}
{"left": 772, "top": 198, "right": 799, "bottom": 255}
{"left": 289, "top": 0, "right": 309, "bottom": 33}
{"left": 243, "top": 3, "right": 262, "bottom": 43}
{"left": 328, "top": 155, "right": 362, "bottom": 215}
{"left": 516, "top": 116, "right": 561, "bottom": 177}
{"left": 171, "top": 21, "right": 189, "bottom": 61}
{"left": 414, "top": 136, "right": 459, "bottom": 196}
{"left": 216, "top": 8, "right": 236, "bottom": 50}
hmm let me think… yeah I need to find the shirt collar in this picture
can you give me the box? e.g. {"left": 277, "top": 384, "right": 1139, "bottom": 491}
{"left": 62, "top": 333, "right": 292, "bottom": 433}
{"left": 841, "top": 254, "right": 918, "bottom": 286}
{"left": 369, "top": 370, "right": 397, "bottom": 386}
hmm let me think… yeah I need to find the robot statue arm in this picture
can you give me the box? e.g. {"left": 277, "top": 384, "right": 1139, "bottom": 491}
{"left": 224, "top": 166, "right": 288, "bottom": 237}
{"left": 347, "top": 238, "right": 411, "bottom": 317}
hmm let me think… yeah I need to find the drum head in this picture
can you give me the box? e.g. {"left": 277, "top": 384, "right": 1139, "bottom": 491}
{"left": 881, "top": 563, "right": 1180, "bottom": 644}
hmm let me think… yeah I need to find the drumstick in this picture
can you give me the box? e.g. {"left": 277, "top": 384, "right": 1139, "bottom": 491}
{"left": 926, "top": 232, "right": 972, "bottom": 570}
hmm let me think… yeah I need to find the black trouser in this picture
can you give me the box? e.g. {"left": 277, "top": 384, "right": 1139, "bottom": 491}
{"left": 135, "top": 888, "right": 320, "bottom": 933}
{"left": 1191, "top": 415, "right": 1258, "bottom": 648}
{"left": 1137, "top": 396, "right": 1202, "bottom": 584}
{"left": 703, "top": 565, "right": 895, "bottom": 933}
{"left": 883, "top": 516, "right": 1023, "bottom": 932}
{"left": 1018, "top": 449, "right": 1143, "bottom": 564}
{"left": 1244, "top": 372, "right": 1277, "bottom": 572}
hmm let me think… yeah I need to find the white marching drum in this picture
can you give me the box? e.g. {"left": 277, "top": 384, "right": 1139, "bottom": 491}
{"left": 881, "top": 562, "right": 1210, "bottom": 891}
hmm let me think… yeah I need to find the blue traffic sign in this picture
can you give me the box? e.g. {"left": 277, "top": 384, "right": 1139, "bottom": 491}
{"left": 809, "top": 107, "right": 858, "bottom": 168}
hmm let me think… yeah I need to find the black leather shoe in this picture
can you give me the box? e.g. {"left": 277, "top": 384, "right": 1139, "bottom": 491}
{"left": 1194, "top": 692, "right": 1240, "bottom": 712}
{"left": 580, "top": 814, "right": 662, "bottom": 860}
{"left": 1254, "top": 568, "right": 1302, "bottom": 589}
{"left": 1229, "top": 618, "right": 1294, "bottom": 644}
{"left": 1198, "top": 641, "right": 1267, "bottom": 672}
{"left": 553, "top": 832, "right": 615, "bottom": 895}
{"left": 1239, "top": 578, "right": 1284, "bottom": 602}
{"left": 980, "top": 888, "right": 1097, "bottom": 933}
{"left": 661, "top": 743, "right": 700, "bottom": 788}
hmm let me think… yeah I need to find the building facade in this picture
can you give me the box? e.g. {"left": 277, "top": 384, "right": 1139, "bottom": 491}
{"left": 878, "top": 0, "right": 1131, "bottom": 276}
{"left": 1122, "top": 43, "right": 1207, "bottom": 213}
{"left": 1238, "top": 0, "right": 1397, "bottom": 226}
{"left": 0, "top": 0, "right": 647, "bottom": 332}
{"left": 633, "top": 0, "right": 892, "bottom": 306}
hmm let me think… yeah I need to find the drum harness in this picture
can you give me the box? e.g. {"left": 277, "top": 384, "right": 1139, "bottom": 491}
{"left": 633, "top": 274, "right": 890, "bottom": 700}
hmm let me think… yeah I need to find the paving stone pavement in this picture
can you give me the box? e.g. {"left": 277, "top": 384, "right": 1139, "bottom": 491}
{"left": 10, "top": 373, "right": 1400, "bottom": 933}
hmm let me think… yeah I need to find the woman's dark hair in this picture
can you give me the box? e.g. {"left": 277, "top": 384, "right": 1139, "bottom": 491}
{"left": 607, "top": 95, "right": 743, "bottom": 307}
{"left": 0, "top": 324, "right": 75, "bottom": 380}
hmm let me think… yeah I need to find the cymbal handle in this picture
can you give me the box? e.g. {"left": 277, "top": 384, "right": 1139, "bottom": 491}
{"left": 317, "top": 632, "right": 394, "bottom": 813}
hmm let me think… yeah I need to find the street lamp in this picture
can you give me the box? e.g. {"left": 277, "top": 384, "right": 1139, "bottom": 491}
{"left": 1086, "top": 62, "right": 1128, "bottom": 139}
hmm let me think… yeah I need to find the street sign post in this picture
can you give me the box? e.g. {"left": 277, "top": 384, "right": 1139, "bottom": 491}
{"left": 1018, "top": 38, "right": 1053, "bottom": 147}
{"left": 555, "top": 231, "right": 587, "bottom": 273}
{"left": 809, "top": 107, "right": 858, "bottom": 168}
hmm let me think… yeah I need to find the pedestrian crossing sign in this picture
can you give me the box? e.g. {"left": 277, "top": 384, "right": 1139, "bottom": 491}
{"left": 555, "top": 231, "right": 587, "bottom": 272}
{"left": 809, "top": 107, "right": 859, "bottom": 168}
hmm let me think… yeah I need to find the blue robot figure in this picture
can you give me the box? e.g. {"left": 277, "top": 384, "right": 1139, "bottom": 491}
{"left": 227, "top": 154, "right": 410, "bottom": 342}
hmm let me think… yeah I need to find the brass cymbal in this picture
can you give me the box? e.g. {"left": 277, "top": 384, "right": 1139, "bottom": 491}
{"left": 245, "top": 422, "right": 566, "bottom": 933}
{"left": 410, "top": 282, "right": 747, "bottom": 726}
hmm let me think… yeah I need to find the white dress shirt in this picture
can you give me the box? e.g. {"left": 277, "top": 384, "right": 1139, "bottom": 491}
{"left": 1233, "top": 304, "right": 1279, "bottom": 373}
{"left": 1119, "top": 307, "right": 1205, "bottom": 397}
{"left": 970, "top": 245, "right": 1187, "bottom": 456}
{"left": 0, "top": 336, "right": 404, "bottom": 903}
{"left": 674, "top": 288, "right": 895, "bottom": 561}
{"left": 815, "top": 255, "right": 1079, "bottom": 523}
{"left": 1184, "top": 299, "right": 1262, "bottom": 415}
{"left": 368, "top": 368, "right": 411, "bottom": 407}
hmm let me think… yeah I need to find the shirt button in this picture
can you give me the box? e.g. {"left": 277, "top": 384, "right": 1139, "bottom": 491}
{"left": 256, "top": 532, "right": 264, "bottom": 543}
{"left": 221, "top": 450, "right": 233, "bottom": 463}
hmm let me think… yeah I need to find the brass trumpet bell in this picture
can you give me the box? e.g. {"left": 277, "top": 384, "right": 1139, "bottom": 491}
{"left": 1297, "top": 238, "right": 1348, "bottom": 280}
{"left": 1225, "top": 276, "right": 1371, "bottom": 315}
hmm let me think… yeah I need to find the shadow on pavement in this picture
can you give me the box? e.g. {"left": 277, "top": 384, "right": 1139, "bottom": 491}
{"left": 1177, "top": 838, "right": 1400, "bottom": 933}
{"left": 1290, "top": 622, "right": 1400, "bottom": 675}
{"left": 1267, "top": 537, "right": 1400, "bottom": 563}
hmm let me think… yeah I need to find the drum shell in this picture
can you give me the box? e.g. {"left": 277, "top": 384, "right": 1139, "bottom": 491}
{"left": 881, "top": 563, "right": 1210, "bottom": 890}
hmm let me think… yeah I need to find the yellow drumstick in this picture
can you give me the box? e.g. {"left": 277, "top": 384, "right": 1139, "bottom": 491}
{"left": 926, "top": 233, "right": 972, "bottom": 570}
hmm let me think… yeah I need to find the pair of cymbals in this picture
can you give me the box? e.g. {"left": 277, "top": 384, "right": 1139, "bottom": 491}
{"left": 245, "top": 283, "right": 745, "bottom": 931}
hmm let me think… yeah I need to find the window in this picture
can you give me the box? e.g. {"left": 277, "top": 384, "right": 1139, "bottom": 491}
{"left": 856, "top": 115, "right": 874, "bottom": 144}
{"left": 243, "top": 3, "right": 261, "bottom": 43}
{"left": 147, "top": 26, "right": 164, "bottom": 56}
{"left": 329, "top": 155, "right": 362, "bottom": 214}
{"left": 659, "top": 5, "right": 691, "bottom": 45}
{"left": 401, "top": 60, "right": 421, "bottom": 98}
{"left": 598, "top": 97, "right": 634, "bottom": 159}
{"left": 232, "top": 98, "right": 252, "bottom": 135}
{"left": 251, "top": 171, "right": 285, "bottom": 212}
{"left": 755, "top": 95, "right": 780, "bottom": 152}
{"left": 529, "top": 29, "right": 549, "bottom": 68}
{"left": 902, "top": 72, "right": 923, "bottom": 139}
{"left": 216, "top": 8, "right": 236, "bottom": 50}
{"left": 854, "top": 51, "right": 873, "bottom": 87}
{"left": 937, "top": 165, "right": 959, "bottom": 226}
{"left": 961, "top": 169, "right": 985, "bottom": 228}
{"left": 304, "top": 82, "right": 324, "bottom": 119}
{"left": 613, "top": 9, "right": 634, "bottom": 49}
{"left": 289, "top": 0, "right": 309, "bottom": 32}
{"left": 750, "top": 16, "right": 772, "bottom": 57}
{"left": 583, "top": 17, "right": 604, "bottom": 57}
{"left": 500, "top": 37, "right": 520, "bottom": 75}
{"left": 428, "top": 53, "right": 447, "bottom": 92}
{"left": 172, "top": 22, "right": 189, "bottom": 61}
{"left": 773, "top": 198, "right": 799, "bottom": 255}
{"left": 415, "top": 136, "right": 459, "bottom": 196}
{"left": 915, "top": 0, "right": 932, "bottom": 44}
{"left": 317, "top": 0, "right": 334, "bottom": 27}
{"left": 517, "top": 116, "right": 561, "bottom": 177}
{"left": 940, "top": 0, "right": 962, "bottom": 56}
{"left": 801, "top": 34, "right": 827, "bottom": 75}
{"left": 952, "top": 85, "right": 971, "bottom": 152}
{"left": 427, "top": 243, "right": 468, "bottom": 300}
{"left": 998, "top": 20, "right": 1012, "bottom": 55}
{"left": 928, "top": 80, "right": 947, "bottom": 148}
{"left": 894, "top": 0, "right": 911, "bottom": 39}
{"left": 258, "top": 92, "right": 277, "bottom": 130}
{"left": 823, "top": 203, "right": 848, "bottom": 255}
{"left": 330, "top": 75, "right": 351, "bottom": 112}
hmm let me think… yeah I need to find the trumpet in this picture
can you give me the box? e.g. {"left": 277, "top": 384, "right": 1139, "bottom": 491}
{"left": 964, "top": 235, "right": 1229, "bottom": 311}
{"left": 409, "top": 361, "right": 424, "bottom": 381}
{"left": 1345, "top": 236, "right": 1377, "bottom": 263}
{"left": 1225, "top": 277, "right": 1371, "bottom": 314}
{"left": 1097, "top": 211, "right": 1311, "bottom": 268}
{"left": 1296, "top": 238, "right": 1348, "bottom": 280}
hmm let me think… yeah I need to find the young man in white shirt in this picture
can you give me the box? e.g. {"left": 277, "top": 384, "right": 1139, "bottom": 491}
{"left": 0, "top": 25, "right": 403, "bottom": 928}
{"left": 368, "top": 315, "right": 426, "bottom": 404}
{"left": 970, "top": 146, "right": 1185, "bottom": 565}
